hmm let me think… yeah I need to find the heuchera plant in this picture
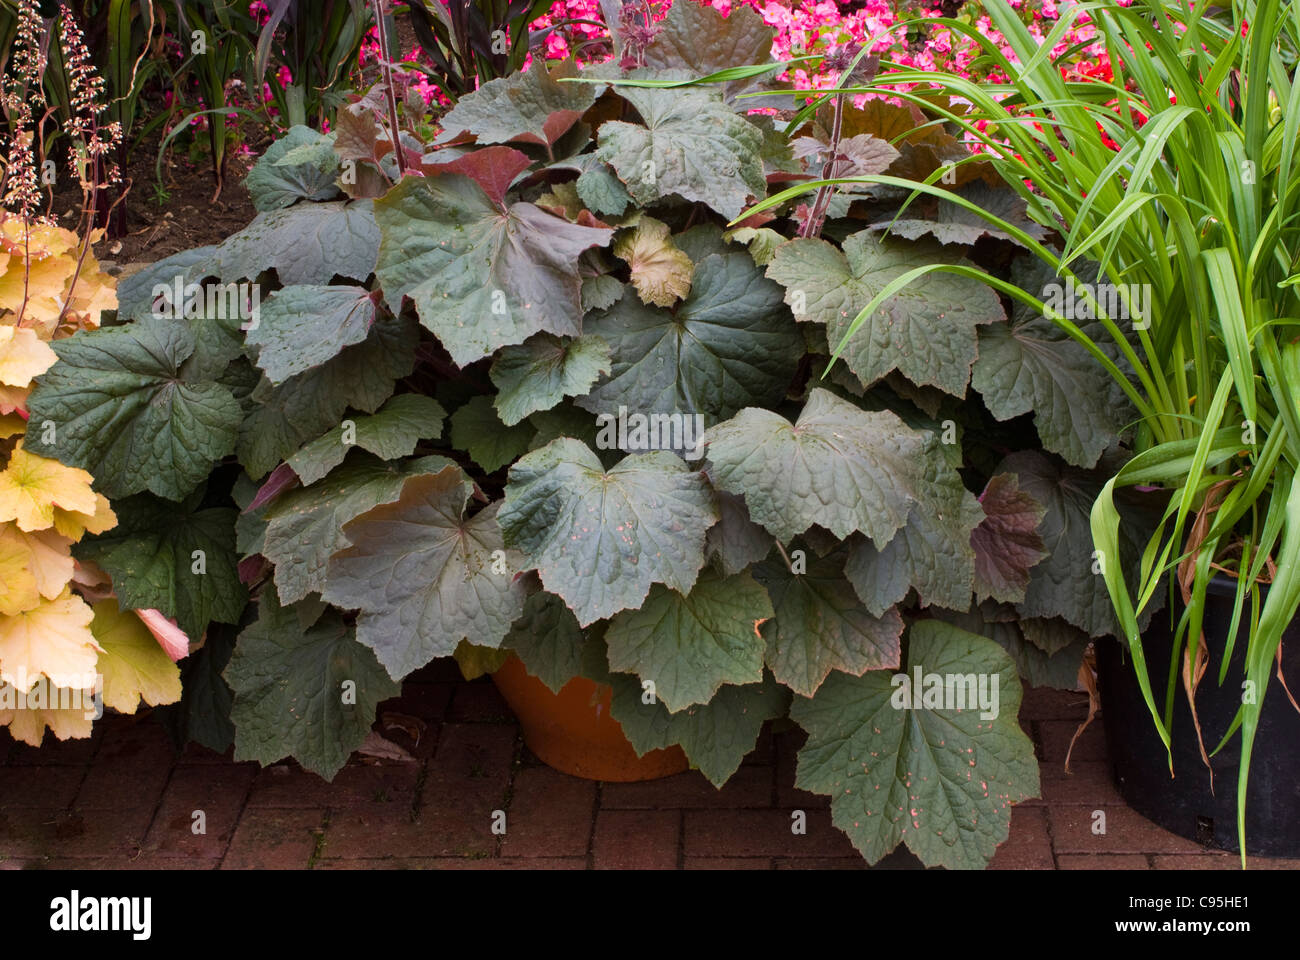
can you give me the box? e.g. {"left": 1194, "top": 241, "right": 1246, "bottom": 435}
{"left": 26, "top": 1, "right": 1149, "bottom": 868}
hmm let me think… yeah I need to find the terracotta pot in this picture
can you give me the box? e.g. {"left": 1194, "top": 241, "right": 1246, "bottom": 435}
{"left": 491, "top": 654, "right": 687, "bottom": 782}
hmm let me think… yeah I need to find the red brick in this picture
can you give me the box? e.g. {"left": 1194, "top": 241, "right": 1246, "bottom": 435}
{"left": 1040, "top": 719, "right": 1108, "bottom": 763}
{"left": 989, "top": 806, "right": 1054, "bottom": 869}
{"left": 1021, "top": 687, "right": 1091, "bottom": 721}
{"left": 176, "top": 743, "right": 239, "bottom": 765}
{"left": 686, "top": 857, "right": 771, "bottom": 869}
{"left": 0, "top": 765, "right": 85, "bottom": 808}
{"left": 1150, "top": 853, "right": 1240, "bottom": 870}
{"left": 500, "top": 767, "right": 594, "bottom": 857}
{"left": 419, "top": 723, "right": 516, "bottom": 814}
{"left": 331, "top": 727, "right": 517, "bottom": 859}
{"left": 93, "top": 719, "right": 174, "bottom": 765}
{"left": 1048, "top": 806, "right": 1207, "bottom": 855}
{"left": 1039, "top": 761, "right": 1124, "bottom": 805}
{"left": 445, "top": 681, "right": 514, "bottom": 722}
{"left": 34, "top": 855, "right": 220, "bottom": 869}
{"left": 143, "top": 764, "right": 256, "bottom": 858}
{"left": 315, "top": 857, "right": 587, "bottom": 870}
{"left": 683, "top": 809, "right": 857, "bottom": 858}
{"left": 1058, "top": 854, "right": 1150, "bottom": 869}
{"left": 246, "top": 760, "right": 419, "bottom": 809}
{"left": 5, "top": 726, "right": 102, "bottom": 765}
{"left": 773, "top": 857, "right": 868, "bottom": 869}
{"left": 222, "top": 808, "right": 323, "bottom": 869}
{"left": 593, "top": 810, "right": 679, "bottom": 869}
{"left": 75, "top": 755, "right": 171, "bottom": 810}
{"left": 600, "top": 766, "right": 772, "bottom": 810}
{"left": 0, "top": 806, "right": 155, "bottom": 859}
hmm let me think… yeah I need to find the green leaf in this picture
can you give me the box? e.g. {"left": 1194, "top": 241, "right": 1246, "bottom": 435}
{"left": 1018, "top": 615, "right": 1088, "bottom": 656}
{"left": 323, "top": 467, "right": 526, "bottom": 680}
{"left": 75, "top": 492, "right": 246, "bottom": 642}
{"left": 214, "top": 200, "right": 379, "bottom": 285}
{"left": 609, "top": 670, "right": 788, "bottom": 787}
{"left": 705, "top": 490, "right": 772, "bottom": 576}
{"left": 503, "top": 588, "right": 586, "bottom": 694}
{"left": 115, "top": 246, "right": 218, "bottom": 322}
{"left": 25, "top": 315, "right": 241, "bottom": 501}
{"left": 604, "top": 567, "right": 771, "bottom": 712}
{"left": 246, "top": 284, "right": 377, "bottom": 385}
{"left": 287, "top": 394, "right": 446, "bottom": 486}
{"left": 1000, "top": 450, "right": 1161, "bottom": 637}
{"left": 374, "top": 174, "right": 613, "bottom": 366}
{"left": 436, "top": 59, "right": 596, "bottom": 148}
{"left": 262, "top": 453, "right": 456, "bottom": 604}
{"left": 752, "top": 552, "right": 903, "bottom": 697}
{"left": 499, "top": 438, "right": 717, "bottom": 626}
{"left": 766, "top": 232, "right": 1003, "bottom": 396}
{"left": 155, "top": 621, "right": 238, "bottom": 753}
{"left": 237, "top": 310, "right": 417, "bottom": 479}
{"left": 641, "top": 0, "right": 775, "bottom": 90}
{"left": 594, "top": 87, "right": 766, "bottom": 219}
{"left": 972, "top": 261, "right": 1135, "bottom": 468}
{"left": 244, "top": 125, "right": 341, "bottom": 211}
{"left": 870, "top": 182, "right": 1049, "bottom": 248}
{"left": 724, "top": 226, "right": 784, "bottom": 266}
{"left": 490, "top": 335, "right": 612, "bottom": 427}
{"left": 581, "top": 273, "right": 624, "bottom": 312}
{"left": 937, "top": 606, "right": 1088, "bottom": 690}
{"left": 577, "top": 249, "right": 800, "bottom": 425}
{"left": 972, "top": 473, "right": 1049, "bottom": 604}
{"left": 225, "top": 587, "right": 400, "bottom": 779}
{"left": 791, "top": 619, "right": 1039, "bottom": 870}
{"left": 703, "top": 387, "right": 928, "bottom": 545}
{"left": 448, "top": 395, "right": 536, "bottom": 473}
{"left": 843, "top": 432, "right": 984, "bottom": 613}
{"left": 577, "top": 162, "right": 632, "bottom": 217}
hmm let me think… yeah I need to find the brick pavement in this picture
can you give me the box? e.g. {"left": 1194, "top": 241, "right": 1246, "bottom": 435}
{"left": 1, "top": 663, "right": 1295, "bottom": 870}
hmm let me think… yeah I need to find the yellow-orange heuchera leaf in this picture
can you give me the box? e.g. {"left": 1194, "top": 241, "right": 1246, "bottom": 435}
{"left": 0, "top": 253, "right": 74, "bottom": 332}
{"left": 0, "top": 586, "right": 99, "bottom": 689}
{"left": 0, "top": 524, "right": 40, "bottom": 616}
{"left": 0, "top": 382, "right": 30, "bottom": 415}
{"left": 2, "top": 522, "right": 75, "bottom": 599}
{"left": 91, "top": 598, "right": 183, "bottom": 713}
{"left": 52, "top": 492, "right": 117, "bottom": 541}
{"left": 0, "top": 412, "right": 27, "bottom": 438}
{"left": 0, "top": 441, "right": 98, "bottom": 531}
{"left": 0, "top": 693, "right": 97, "bottom": 746}
{"left": 0, "top": 325, "right": 58, "bottom": 386}
{"left": 62, "top": 260, "right": 115, "bottom": 331}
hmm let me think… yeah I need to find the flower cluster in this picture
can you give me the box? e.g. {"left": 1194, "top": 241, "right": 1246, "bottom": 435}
{"left": 56, "top": 5, "right": 123, "bottom": 191}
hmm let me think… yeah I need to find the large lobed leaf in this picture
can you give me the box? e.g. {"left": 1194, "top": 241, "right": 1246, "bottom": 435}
{"left": 594, "top": 87, "right": 766, "bottom": 220}
{"left": 323, "top": 466, "right": 526, "bottom": 680}
{"left": 578, "top": 244, "right": 801, "bottom": 428}
{"left": 792, "top": 619, "right": 1039, "bottom": 869}
{"left": 499, "top": 438, "right": 716, "bottom": 626}
{"left": 704, "top": 387, "right": 929, "bottom": 546}
{"left": 767, "top": 232, "right": 1003, "bottom": 396}
{"left": 25, "top": 315, "right": 241, "bottom": 501}
{"left": 225, "top": 586, "right": 399, "bottom": 779}
{"left": 374, "top": 173, "right": 613, "bottom": 366}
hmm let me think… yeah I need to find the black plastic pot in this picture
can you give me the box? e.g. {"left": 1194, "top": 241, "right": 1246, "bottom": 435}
{"left": 1096, "top": 575, "right": 1300, "bottom": 856}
